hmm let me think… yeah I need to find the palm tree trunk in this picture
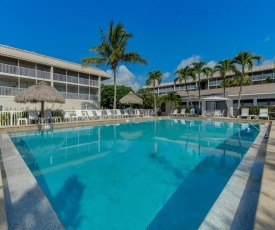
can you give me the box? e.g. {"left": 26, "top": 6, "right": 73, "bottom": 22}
{"left": 153, "top": 86, "right": 156, "bottom": 116}
{"left": 185, "top": 79, "right": 193, "bottom": 107}
{"left": 237, "top": 67, "right": 245, "bottom": 116}
{"left": 198, "top": 74, "right": 201, "bottom": 111}
{"left": 223, "top": 77, "right": 226, "bottom": 98}
{"left": 113, "top": 68, "right": 117, "bottom": 109}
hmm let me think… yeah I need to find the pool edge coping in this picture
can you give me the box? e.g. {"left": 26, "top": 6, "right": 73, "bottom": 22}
{"left": 0, "top": 117, "right": 273, "bottom": 229}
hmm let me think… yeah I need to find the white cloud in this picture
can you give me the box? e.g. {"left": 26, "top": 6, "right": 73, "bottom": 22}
{"left": 262, "top": 58, "right": 275, "bottom": 65}
{"left": 206, "top": 60, "right": 217, "bottom": 68}
{"left": 103, "top": 65, "right": 141, "bottom": 91}
{"left": 163, "top": 72, "right": 170, "bottom": 79}
{"left": 264, "top": 36, "right": 270, "bottom": 42}
{"left": 176, "top": 55, "right": 217, "bottom": 70}
{"left": 176, "top": 55, "right": 201, "bottom": 70}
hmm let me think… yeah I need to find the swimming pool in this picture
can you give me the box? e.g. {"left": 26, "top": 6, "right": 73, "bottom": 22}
{"left": 10, "top": 119, "right": 261, "bottom": 229}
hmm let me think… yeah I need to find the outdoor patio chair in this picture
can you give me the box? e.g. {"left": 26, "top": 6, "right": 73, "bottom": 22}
{"left": 44, "top": 110, "right": 61, "bottom": 123}
{"left": 134, "top": 109, "right": 144, "bottom": 117}
{"left": 28, "top": 110, "right": 39, "bottom": 124}
{"left": 94, "top": 110, "right": 104, "bottom": 119}
{"left": 116, "top": 109, "right": 127, "bottom": 118}
{"left": 74, "top": 110, "right": 88, "bottom": 121}
{"left": 258, "top": 108, "right": 269, "bottom": 120}
{"left": 87, "top": 110, "right": 96, "bottom": 120}
{"left": 169, "top": 109, "right": 179, "bottom": 116}
{"left": 214, "top": 110, "right": 222, "bottom": 118}
{"left": 238, "top": 108, "right": 250, "bottom": 119}
{"left": 178, "top": 109, "right": 186, "bottom": 116}
{"left": 204, "top": 110, "right": 212, "bottom": 117}
{"left": 105, "top": 110, "right": 113, "bottom": 119}
{"left": 190, "top": 108, "right": 196, "bottom": 116}
{"left": 61, "top": 111, "right": 72, "bottom": 122}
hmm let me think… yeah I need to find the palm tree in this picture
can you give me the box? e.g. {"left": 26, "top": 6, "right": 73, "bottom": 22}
{"left": 146, "top": 70, "right": 163, "bottom": 116}
{"left": 160, "top": 92, "right": 181, "bottom": 113}
{"left": 233, "top": 51, "right": 262, "bottom": 114}
{"left": 190, "top": 62, "right": 212, "bottom": 112}
{"left": 214, "top": 59, "right": 238, "bottom": 98}
{"left": 82, "top": 21, "right": 148, "bottom": 109}
{"left": 174, "top": 65, "right": 196, "bottom": 107}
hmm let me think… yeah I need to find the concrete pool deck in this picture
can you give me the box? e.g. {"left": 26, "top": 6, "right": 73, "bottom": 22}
{"left": 0, "top": 116, "right": 274, "bottom": 229}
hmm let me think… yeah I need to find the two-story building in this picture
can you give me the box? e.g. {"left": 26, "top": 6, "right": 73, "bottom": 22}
{"left": 0, "top": 45, "right": 110, "bottom": 111}
{"left": 143, "top": 63, "right": 275, "bottom": 116}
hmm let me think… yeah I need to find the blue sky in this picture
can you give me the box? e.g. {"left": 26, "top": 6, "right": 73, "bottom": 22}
{"left": 1, "top": 0, "right": 275, "bottom": 91}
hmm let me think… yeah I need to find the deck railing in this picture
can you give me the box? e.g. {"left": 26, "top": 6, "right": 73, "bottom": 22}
{"left": 0, "top": 63, "right": 99, "bottom": 86}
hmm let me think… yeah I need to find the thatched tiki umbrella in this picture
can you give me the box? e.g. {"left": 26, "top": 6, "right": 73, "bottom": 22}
{"left": 14, "top": 81, "right": 65, "bottom": 117}
{"left": 119, "top": 91, "right": 143, "bottom": 105}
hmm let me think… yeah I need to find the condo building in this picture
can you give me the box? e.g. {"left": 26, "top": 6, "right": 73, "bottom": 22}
{"left": 0, "top": 45, "right": 110, "bottom": 111}
{"left": 144, "top": 63, "right": 275, "bottom": 116}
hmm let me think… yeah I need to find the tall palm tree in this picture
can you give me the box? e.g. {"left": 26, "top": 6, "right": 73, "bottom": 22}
{"left": 214, "top": 59, "right": 239, "bottom": 98}
{"left": 233, "top": 51, "right": 262, "bottom": 114}
{"left": 146, "top": 70, "right": 163, "bottom": 116}
{"left": 82, "top": 21, "right": 148, "bottom": 109}
{"left": 174, "top": 65, "right": 196, "bottom": 107}
{"left": 191, "top": 62, "right": 212, "bottom": 112}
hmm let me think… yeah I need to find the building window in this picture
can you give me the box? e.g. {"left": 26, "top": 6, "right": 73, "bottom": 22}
{"left": 257, "top": 99, "right": 268, "bottom": 106}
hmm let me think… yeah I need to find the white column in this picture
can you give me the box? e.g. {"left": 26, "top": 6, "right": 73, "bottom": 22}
{"left": 253, "top": 98, "right": 257, "bottom": 106}
{"left": 50, "top": 66, "right": 53, "bottom": 86}
{"left": 98, "top": 76, "right": 101, "bottom": 106}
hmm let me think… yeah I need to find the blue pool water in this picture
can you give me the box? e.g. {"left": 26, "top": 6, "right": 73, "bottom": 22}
{"left": 10, "top": 119, "right": 261, "bottom": 230}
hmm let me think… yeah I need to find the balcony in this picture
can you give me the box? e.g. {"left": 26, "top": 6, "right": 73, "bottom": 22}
{"left": 0, "top": 63, "right": 51, "bottom": 80}
{"left": 0, "top": 86, "right": 24, "bottom": 96}
{"left": 60, "top": 92, "right": 98, "bottom": 101}
{"left": 53, "top": 73, "right": 99, "bottom": 86}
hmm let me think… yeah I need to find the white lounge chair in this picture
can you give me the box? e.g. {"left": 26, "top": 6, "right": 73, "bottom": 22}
{"left": 204, "top": 110, "right": 212, "bottom": 117}
{"left": 116, "top": 109, "right": 127, "bottom": 118}
{"left": 44, "top": 110, "right": 61, "bottom": 123}
{"left": 169, "top": 109, "right": 179, "bottom": 116}
{"left": 134, "top": 109, "right": 144, "bottom": 117}
{"left": 87, "top": 110, "right": 96, "bottom": 120}
{"left": 258, "top": 108, "right": 269, "bottom": 120}
{"left": 28, "top": 110, "right": 39, "bottom": 124}
{"left": 62, "top": 111, "right": 72, "bottom": 121}
{"left": 189, "top": 108, "right": 196, "bottom": 116}
{"left": 105, "top": 110, "right": 113, "bottom": 119}
{"left": 214, "top": 110, "right": 222, "bottom": 118}
{"left": 75, "top": 110, "right": 88, "bottom": 120}
{"left": 94, "top": 110, "right": 104, "bottom": 119}
{"left": 238, "top": 108, "right": 249, "bottom": 119}
{"left": 178, "top": 109, "right": 186, "bottom": 116}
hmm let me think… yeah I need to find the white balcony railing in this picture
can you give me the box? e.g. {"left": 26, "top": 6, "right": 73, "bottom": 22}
{"left": 79, "top": 77, "right": 89, "bottom": 85}
{"left": 67, "top": 75, "right": 78, "bottom": 84}
{"left": 37, "top": 70, "right": 51, "bottom": 79}
{"left": 60, "top": 92, "right": 98, "bottom": 101}
{"left": 0, "top": 86, "right": 24, "bottom": 96}
{"left": 0, "top": 63, "right": 18, "bottom": 74}
{"left": 0, "top": 63, "right": 100, "bottom": 88}
{"left": 53, "top": 73, "right": 67, "bottom": 82}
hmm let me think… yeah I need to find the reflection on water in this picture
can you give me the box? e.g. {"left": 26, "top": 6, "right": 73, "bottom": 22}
{"left": 10, "top": 120, "right": 261, "bottom": 229}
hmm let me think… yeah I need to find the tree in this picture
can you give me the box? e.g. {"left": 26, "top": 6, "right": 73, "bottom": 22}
{"left": 190, "top": 62, "right": 212, "bottom": 111}
{"left": 82, "top": 21, "right": 148, "bottom": 109}
{"left": 233, "top": 51, "right": 262, "bottom": 114}
{"left": 214, "top": 59, "right": 238, "bottom": 97}
{"left": 101, "top": 84, "right": 132, "bottom": 109}
{"left": 137, "top": 88, "right": 154, "bottom": 109}
{"left": 160, "top": 92, "right": 181, "bottom": 113}
{"left": 146, "top": 70, "right": 163, "bottom": 116}
{"left": 174, "top": 65, "right": 196, "bottom": 107}
{"left": 219, "top": 74, "right": 252, "bottom": 88}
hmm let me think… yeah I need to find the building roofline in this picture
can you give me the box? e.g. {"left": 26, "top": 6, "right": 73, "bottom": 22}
{"left": 0, "top": 44, "right": 110, "bottom": 80}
